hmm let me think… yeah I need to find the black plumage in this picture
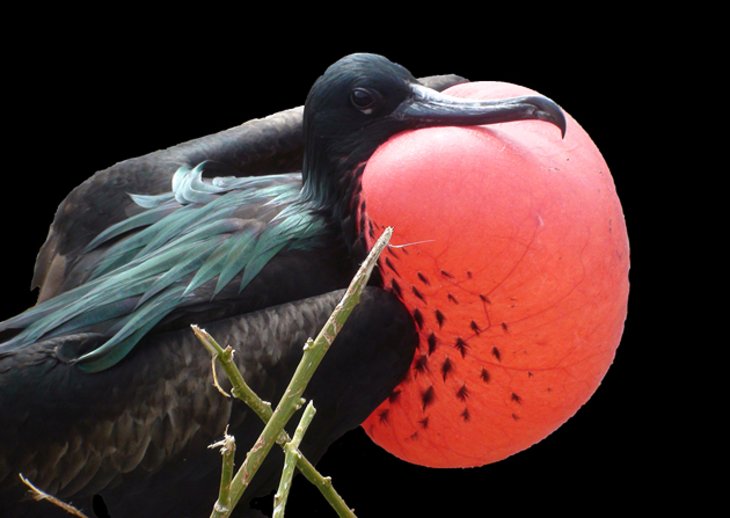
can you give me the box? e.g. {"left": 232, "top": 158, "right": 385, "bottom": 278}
{"left": 0, "top": 53, "right": 564, "bottom": 516}
{"left": 0, "top": 59, "right": 465, "bottom": 517}
{"left": 1, "top": 289, "right": 416, "bottom": 517}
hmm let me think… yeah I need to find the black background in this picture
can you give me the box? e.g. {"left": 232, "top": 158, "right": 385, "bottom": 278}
{"left": 3, "top": 20, "right": 672, "bottom": 517}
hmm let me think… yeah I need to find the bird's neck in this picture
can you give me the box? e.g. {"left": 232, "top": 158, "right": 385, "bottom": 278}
{"left": 301, "top": 146, "right": 370, "bottom": 265}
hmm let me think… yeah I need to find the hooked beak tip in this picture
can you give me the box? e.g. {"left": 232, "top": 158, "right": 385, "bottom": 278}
{"left": 526, "top": 95, "right": 567, "bottom": 138}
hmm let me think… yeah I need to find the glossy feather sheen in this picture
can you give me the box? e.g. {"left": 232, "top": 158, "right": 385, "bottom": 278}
{"left": 0, "top": 167, "right": 326, "bottom": 372}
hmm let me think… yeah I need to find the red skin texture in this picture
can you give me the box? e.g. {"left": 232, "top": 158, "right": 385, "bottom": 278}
{"left": 360, "top": 82, "right": 629, "bottom": 468}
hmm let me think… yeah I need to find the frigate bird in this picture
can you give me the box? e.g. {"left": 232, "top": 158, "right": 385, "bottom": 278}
{"left": 0, "top": 53, "right": 565, "bottom": 516}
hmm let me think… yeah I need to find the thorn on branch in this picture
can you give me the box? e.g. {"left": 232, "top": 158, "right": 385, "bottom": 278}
{"left": 211, "top": 354, "right": 231, "bottom": 398}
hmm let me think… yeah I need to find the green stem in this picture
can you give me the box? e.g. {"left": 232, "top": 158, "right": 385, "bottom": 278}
{"left": 193, "top": 330, "right": 273, "bottom": 419}
{"left": 272, "top": 401, "right": 317, "bottom": 518}
{"left": 197, "top": 227, "right": 391, "bottom": 517}
{"left": 193, "top": 327, "right": 355, "bottom": 517}
{"left": 226, "top": 227, "right": 391, "bottom": 512}
{"left": 207, "top": 429, "right": 236, "bottom": 515}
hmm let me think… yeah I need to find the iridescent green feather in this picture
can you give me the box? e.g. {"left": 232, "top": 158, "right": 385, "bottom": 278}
{"left": 0, "top": 169, "right": 326, "bottom": 372}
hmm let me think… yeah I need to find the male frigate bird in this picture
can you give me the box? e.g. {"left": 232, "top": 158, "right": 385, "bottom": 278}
{"left": 0, "top": 53, "right": 564, "bottom": 516}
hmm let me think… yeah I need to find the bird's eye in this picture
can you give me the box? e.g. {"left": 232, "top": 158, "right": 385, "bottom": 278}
{"left": 350, "top": 87, "right": 377, "bottom": 113}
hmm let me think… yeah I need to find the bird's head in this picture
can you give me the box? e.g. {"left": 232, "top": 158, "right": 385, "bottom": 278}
{"left": 301, "top": 53, "right": 565, "bottom": 206}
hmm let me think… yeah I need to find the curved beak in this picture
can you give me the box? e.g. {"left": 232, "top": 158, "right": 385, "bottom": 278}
{"left": 395, "top": 83, "right": 567, "bottom": 137}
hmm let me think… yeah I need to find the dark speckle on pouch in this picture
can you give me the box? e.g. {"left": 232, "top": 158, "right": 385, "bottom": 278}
{"left": 385, "top": 257, "right": 399, "bottom": 276}
{"left": 441, "top": 358, "right": 453, "bottom": 381}
{"left": 414, "top": 355, "right": 429, "bottom": 374}
{"left": 454, "top": 337, "right": 468, "bottom": 358}
{"left": 421, "top": 386, "right": 435, "bottom": 411}
{"left": 435, "top": 310, "right": 445, "bottom": 328}
{"left": 480, "top": 368, "right": 490, "bottom": 382}
{"left": 427, "top": 333, "right": 437, "bottom": 355}
{"left": 412, "top": 286, "right": 426, "bottom": 303}
{"left": 391, "top": 279, "right": 403, "bottom": 298}
{"left": 413, "top": 309, "right": 424, "bottom": 329}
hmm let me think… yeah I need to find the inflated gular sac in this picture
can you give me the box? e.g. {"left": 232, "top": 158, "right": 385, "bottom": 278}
{"left": 360, "top": 81, "right": 629, "bottom": 468}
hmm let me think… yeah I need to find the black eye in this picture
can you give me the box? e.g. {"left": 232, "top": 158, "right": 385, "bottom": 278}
{"left": 350, "top": 87, "right": 376, "bottom": 112}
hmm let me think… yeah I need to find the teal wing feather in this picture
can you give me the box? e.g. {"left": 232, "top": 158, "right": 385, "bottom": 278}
{"left": 0, "top": 166, "right": 325, "bottom": 372}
